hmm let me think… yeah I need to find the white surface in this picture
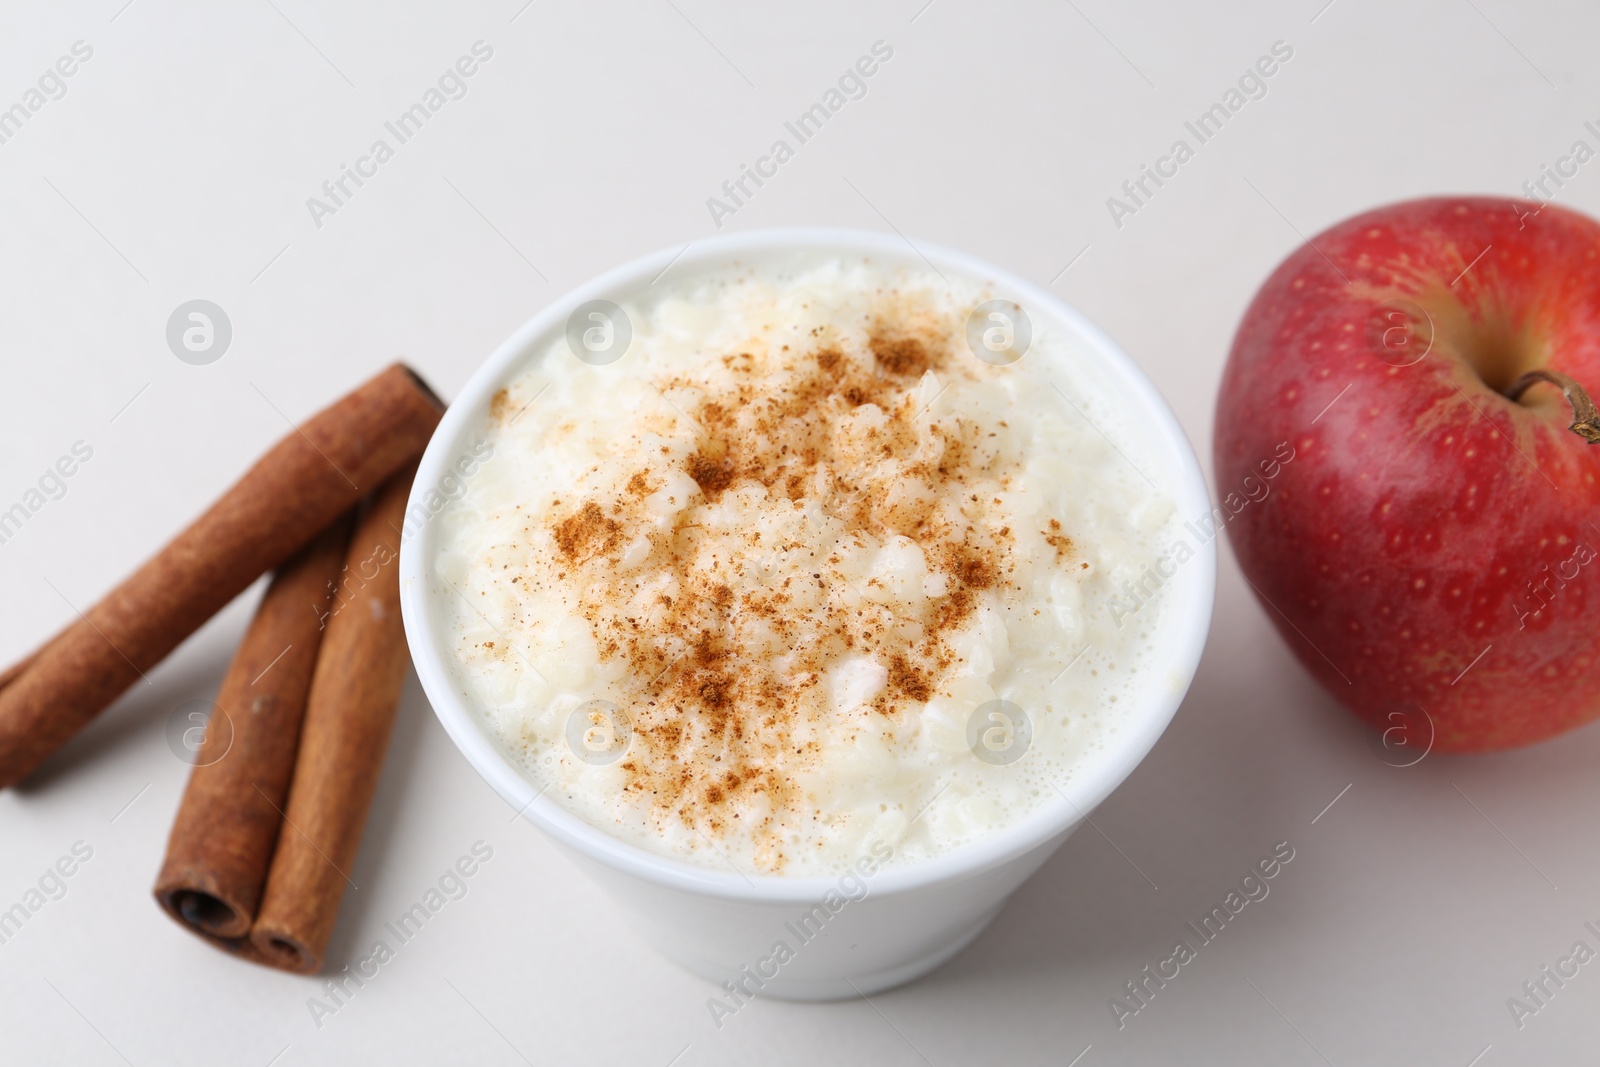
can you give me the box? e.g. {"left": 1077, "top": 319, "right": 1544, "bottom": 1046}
{"left": 0, "top": 1, "right": 1595, "bottom": 1064}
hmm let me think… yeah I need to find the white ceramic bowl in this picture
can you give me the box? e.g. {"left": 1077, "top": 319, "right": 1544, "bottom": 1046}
{"left": 399, "top": 228, "right": 1215, "bottom": 1000}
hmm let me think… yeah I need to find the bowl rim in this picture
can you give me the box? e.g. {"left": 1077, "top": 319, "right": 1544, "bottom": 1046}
{"left": 398, "top": 227, "right": 1216, "bottom": 903}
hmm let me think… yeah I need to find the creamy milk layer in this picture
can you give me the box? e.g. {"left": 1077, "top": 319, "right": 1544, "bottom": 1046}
{"left": 433, "top": 257, "right": 1178, "bottom": 876}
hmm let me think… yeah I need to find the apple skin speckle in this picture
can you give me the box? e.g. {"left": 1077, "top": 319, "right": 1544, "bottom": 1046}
{"left": 1215, "top": 196, "right": 1600, "bottom": 752}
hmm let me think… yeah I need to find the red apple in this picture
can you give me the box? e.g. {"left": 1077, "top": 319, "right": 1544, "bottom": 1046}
{"left": 1215, "top": 196, "right": 1600, "bottom": 752}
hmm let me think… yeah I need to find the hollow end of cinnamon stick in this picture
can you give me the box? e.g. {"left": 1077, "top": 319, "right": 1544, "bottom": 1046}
{"left": 255, "top": 930, "right": 317, "bottom": 975}
{"left": 164, "top": 887, "right": 250, "bottom": 939}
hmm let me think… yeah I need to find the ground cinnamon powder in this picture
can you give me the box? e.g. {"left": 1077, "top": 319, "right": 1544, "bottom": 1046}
{"left": 504, "top": 314, "right": 1042, "bottom": 871}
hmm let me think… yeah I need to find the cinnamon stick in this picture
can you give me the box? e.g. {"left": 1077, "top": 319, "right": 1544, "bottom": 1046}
{"left": 249, "top": 462, "right": 418, "bottom": 973}
{"left": 153, "top": 512, "right": 353, "bottom": 944}
{"left": 0, "top": 364, "right": 442, "bottom": 788}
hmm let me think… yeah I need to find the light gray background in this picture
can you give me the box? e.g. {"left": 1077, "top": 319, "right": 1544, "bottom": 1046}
{"left": 0, "top": 1, "right": 1594, "bottom": 1064}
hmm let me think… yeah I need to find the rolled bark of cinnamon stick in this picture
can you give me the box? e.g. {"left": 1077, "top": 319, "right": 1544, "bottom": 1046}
{"left": 249, "top": 462, "right": 418, "bottom": 973}
{"left": 0, "top": 364, "right": 442, "bottom": 789}
{"left": 153, "top": 512, "right": 354, "bottom": 944}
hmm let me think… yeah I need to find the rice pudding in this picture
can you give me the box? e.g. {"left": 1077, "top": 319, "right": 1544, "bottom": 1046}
{"left": 431, "top": 257, "right": 1178, "bottom": 876}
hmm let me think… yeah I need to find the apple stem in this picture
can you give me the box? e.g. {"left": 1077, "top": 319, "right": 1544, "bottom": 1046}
{"left": 1506, "top": 370, "right": 1600, "bottom": 444}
